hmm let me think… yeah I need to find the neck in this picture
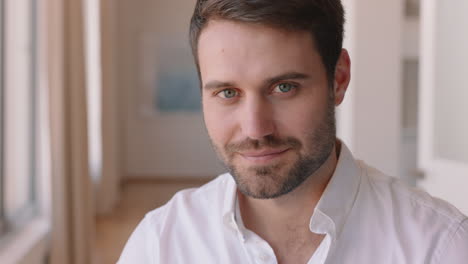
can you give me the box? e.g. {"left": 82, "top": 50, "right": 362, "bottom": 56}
{"left": 238, "top": 143, "right": 339, "bottom": 243}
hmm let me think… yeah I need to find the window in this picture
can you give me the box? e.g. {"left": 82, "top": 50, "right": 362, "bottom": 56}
{"left": 0, "top": 0, "right": 38, "bottom": 239}
{"left": 0, "top": 0, "right": 4, "bottom": 235}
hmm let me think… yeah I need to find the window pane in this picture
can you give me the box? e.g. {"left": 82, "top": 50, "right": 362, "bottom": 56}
{"left": 4, "top": 0, "right": 35, "bottom": 220}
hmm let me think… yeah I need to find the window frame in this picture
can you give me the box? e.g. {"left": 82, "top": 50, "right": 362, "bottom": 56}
{"left": 0, "top": 0, "right": 39, "bottom": 238}
{"left": 0, "top": 0, "right": 5, "bottom": 236}
{"left": 0, "top": 0, "right": 51, "bottom": 261}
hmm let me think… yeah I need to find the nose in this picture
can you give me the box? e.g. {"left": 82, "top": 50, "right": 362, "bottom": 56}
{"left": 240, "top": 96, "right": 275, "bottom": 140}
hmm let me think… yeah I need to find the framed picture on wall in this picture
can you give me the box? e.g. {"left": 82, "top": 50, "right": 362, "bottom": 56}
{"left": 139, "top": 33, "right": 201, "bottom": 116}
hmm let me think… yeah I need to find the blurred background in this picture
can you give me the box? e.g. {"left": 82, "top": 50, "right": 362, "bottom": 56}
{"left": 0, "top": 0, "right": 467, "bottom": 263}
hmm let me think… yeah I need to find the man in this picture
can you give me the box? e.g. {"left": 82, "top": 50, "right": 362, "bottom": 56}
{"left": 119, "top": 0, "right": 468, "bottom": 263}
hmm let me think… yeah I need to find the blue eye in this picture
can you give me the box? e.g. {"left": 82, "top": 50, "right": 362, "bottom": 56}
{"left": 219, "top": 89, "right": 238, "bottom": 99}
{"left": 274, "top": 83, "right": 295, "bottom": 93}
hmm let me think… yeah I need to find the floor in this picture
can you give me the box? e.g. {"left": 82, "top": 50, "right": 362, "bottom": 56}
{"left": 94, "top": 179, "right": 209, "bottom": 264}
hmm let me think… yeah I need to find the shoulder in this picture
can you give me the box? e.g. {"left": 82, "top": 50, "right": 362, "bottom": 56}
{"left": 357, "top": 161, "right": 468, "bottom": 263}
{"left": 359, "top": 160, "right": 466, "bottom": 224}
{"left": 145, "top": 173, "right": 232, "bottom": 230}
{"left": 118, "top": 173, "right": 233, "bottom": 263}
{"left": 151, "top": 173, "right": 231, "bottom": 212}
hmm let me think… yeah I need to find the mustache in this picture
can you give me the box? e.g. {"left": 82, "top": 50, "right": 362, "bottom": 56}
{"left": 225, "top": 135, "right": 302, "bottom": 153}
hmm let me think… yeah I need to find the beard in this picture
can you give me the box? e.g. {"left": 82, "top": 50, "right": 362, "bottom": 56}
{"left": 210, "top": 91, "right": 336, "bottom": 199}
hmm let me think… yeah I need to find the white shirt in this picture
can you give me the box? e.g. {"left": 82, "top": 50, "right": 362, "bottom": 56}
{"left": 118, "top": 143, "right": 468, "bottom": 264}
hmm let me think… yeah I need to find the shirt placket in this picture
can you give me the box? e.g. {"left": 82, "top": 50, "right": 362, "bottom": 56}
{"left": 242, "top": 229, "right": 277, "bottom": 264}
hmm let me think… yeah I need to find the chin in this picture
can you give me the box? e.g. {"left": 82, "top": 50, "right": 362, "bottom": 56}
{"left": 230, "top": 163, "right": 299, "bottom": 199}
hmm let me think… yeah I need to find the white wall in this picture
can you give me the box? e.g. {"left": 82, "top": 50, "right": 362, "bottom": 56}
{"left": 433, "top": 0, "right": 468, "bottom": 163}
{"left": 338, "top": 0, "right": 403, "bottom": 177}
{"left": 116, "top": 0, "right": 224, "bottom": 178}
{"left": 415, "top": 0, "right": 468, "bottom": 214}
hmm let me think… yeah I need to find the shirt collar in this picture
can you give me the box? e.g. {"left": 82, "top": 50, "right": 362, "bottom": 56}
{"left": 221, "top": 141, "right": 362, "bottom": 242}
{"left": 310, "top": 141, "right": 361, "bottom": 241}
{"left": 222, "top": 173, "right": 238, "bottom": 225}
{"left": 222, "top": 174, "right": 247, "bottom": 241}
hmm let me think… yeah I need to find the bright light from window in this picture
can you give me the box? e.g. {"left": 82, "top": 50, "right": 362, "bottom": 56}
{"left": 85, "top": 0, "right": 102, "bottom": 183}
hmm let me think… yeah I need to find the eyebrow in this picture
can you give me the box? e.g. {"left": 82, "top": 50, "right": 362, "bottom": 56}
{"left": 265, "top": 72, "right": 311, "bottom": 87}
{"left": 203, "top": 71, "right": 311, "bottom": 91}
{"left": 203, "top": 80, "right": 235, "bottom": 91}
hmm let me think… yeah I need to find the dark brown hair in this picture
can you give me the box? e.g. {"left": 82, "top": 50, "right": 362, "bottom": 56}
{"left": 189, "top": 0, "right": 345, "bottom": 84}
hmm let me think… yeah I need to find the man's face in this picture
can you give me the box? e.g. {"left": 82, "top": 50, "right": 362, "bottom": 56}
{"left": 198, "top": 20, "right": 338, "bottom": 199}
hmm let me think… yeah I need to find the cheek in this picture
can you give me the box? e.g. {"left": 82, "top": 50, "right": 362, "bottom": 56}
{"left": 203, "top": 101, "right": 237, "bottom": 145}
{"left": 273, "top": 100, "right": 325, "bottom": 137}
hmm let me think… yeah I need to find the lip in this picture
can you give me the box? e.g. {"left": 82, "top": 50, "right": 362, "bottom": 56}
{"left": 239, "top": 148, "right": 290, "bottom": 162}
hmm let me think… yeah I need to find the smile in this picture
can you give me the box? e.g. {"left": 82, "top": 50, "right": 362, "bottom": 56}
{"left": 239, "top": 148, "right": 290, "bottom": 163}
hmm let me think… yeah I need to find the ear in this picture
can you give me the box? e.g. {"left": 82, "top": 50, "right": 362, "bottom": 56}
{"left": 333, "top": 49, "right": 351, "bottom": 106}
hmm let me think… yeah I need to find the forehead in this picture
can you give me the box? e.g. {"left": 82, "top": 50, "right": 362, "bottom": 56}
{"left": 197, "top": 20, "right": 324, "bottom": 85}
